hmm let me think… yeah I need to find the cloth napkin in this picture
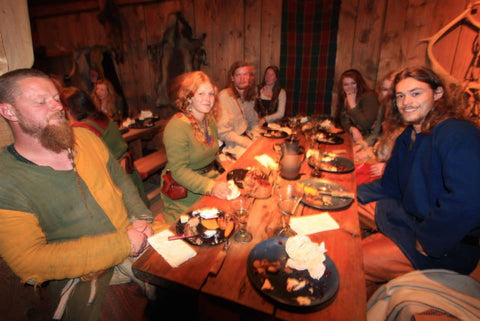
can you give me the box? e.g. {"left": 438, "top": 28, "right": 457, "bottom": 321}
{"left": 290, "top": 213, "right": 339, "bottom": 235}
{"left": 148, "top": 230, "right": 197, "bottom": 268}
{"left": 355, "top": 162, "right": 379, "bottom": 185}
{"left": 254, "top": 154, "right": 278, "bottom": 170}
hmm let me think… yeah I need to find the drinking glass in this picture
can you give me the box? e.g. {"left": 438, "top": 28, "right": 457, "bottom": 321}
{"left": 274, "top": 182, "right": 303, "bottom": 237}
{"left": 308, "top": 149, "right": 323, "bottom": 178}
{"left": 288, "top": 117, "right": 297, "bottom": 130}
{"left": 230, "top": 196, "right": 253, "bottom": 243}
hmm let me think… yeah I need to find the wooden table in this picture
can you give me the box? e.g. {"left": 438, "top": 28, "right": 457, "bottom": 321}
{"left": 121, "top": 119, "right": 165, "bottom": 160}
{"left": 133, "top": 132, "right": 366, "bottom": 321}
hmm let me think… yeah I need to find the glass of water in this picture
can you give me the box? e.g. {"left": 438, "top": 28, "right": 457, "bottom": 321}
{"left": 274, "top": 182, "right": 303, "bottom": 237}
{"left": 230, "top": 196, "right": 253, "bottom": 243}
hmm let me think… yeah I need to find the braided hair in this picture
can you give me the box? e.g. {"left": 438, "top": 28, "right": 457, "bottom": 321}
{"left": 169, "top": 71, "right": 218, "bottom": 145}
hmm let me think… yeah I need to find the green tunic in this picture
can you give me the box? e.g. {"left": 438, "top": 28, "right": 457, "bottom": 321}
{"left": 161, "top": 114, "right": 219, "bottom": 223}
{"left": 0, "top": 128, "right": 152, "bottom": 321}
{"left": 339, "top": 91, "right": 380, "bottom": 143}
{"left": 83, "top": 118, "right": 127, "bottom": 159}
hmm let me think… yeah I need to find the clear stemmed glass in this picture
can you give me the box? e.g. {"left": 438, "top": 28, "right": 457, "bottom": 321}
{"left": 230, "top": 196, "right": 253, "bottom": 243}
{"left": 274, "top": 182, "right": 303, "bottom": 237}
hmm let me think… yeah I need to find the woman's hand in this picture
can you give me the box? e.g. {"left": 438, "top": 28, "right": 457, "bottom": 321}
{"left": 211, "top": 182, "right": 231, "bottom": 199}
{"left": 353, "top": 143, "right": 364, "bottom": 153}
{"left": 345, "top": 88, "right": 357, "bottom": 109}
{"left": 354, "top": 149, "right": 370, "bottom": 163}
{"left": 369, "top": 162, "right": 386, "bottom": 177}
{"left": 258, "top": 117, "right": 266, "bottom": 127}
{"left": 350, "top": 126, "right": 364, "bottom": 144}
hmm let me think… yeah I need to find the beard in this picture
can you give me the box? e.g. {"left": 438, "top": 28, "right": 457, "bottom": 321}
{"left": 39, "top": 121, "right": 74, "bottom": 153}
{"left": 17, "top": 111, "right": 74, "bottom": 153}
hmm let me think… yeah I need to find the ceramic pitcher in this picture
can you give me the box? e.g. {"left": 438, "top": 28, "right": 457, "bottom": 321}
{"left": 279, "top": 142, "right": 305, "bottom": 180}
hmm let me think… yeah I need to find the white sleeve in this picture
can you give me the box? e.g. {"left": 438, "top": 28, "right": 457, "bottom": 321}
{"left": 217, "top": 93, "right": 251, "bottom": 147}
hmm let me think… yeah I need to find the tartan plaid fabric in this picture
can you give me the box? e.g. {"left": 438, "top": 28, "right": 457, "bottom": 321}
{"left": 280, "top": 0, "right": 340, "bottom": 116}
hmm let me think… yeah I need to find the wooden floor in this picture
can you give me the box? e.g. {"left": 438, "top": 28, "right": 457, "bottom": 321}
{"left": 101, "top": 283, "right": 148, "bottom": 321}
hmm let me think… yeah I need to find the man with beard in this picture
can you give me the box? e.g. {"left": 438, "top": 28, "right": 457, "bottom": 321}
{"left": 357, "top": 67, "right": 480, "bottom": 293}
{"left": 0, "top": 69, "right": 154, "bottom": 320}
{"left": 217, "top": 61, "right": 259, "bottom": 158}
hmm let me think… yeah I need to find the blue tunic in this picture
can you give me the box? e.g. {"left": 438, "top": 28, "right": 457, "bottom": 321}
{"left": 358, "top": 119, "right": 480, "bottom": 274}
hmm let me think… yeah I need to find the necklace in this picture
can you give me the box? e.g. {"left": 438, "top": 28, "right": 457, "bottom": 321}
{"left": 203, "top": 119, "right": 211, "bottom": 144}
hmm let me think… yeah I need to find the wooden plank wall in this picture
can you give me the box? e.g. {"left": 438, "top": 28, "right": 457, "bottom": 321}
{"left": 29, "top": 0, "right": 477, "bottom": 115}
{"left": 29, "top": 0, "right": 282, "bottom": 114}
{"left": 335, "top": 0, "right": 474, "bottom": 113}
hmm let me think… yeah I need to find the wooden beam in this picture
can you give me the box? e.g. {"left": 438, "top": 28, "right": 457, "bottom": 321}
{"left": 29, "top": 0, "right": 162, "bottom": 18}
{"left": 29, "top": 1, "right": 99, "bottom": 18}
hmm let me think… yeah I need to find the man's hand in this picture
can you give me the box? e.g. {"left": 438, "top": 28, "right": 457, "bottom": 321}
{"left": 127, "top": 228, "right": 147, "bottom": 257}
{"left": 369, "top": 162, "right": 386, "bottom": 177}
{"left": 211, "top": 182, "right": 231, "bottom": 199}
{"left": 132, "top": 220, "right": 154, "bottom": 238}
{"left": 415, "top": 239, "right": 428, "bottom": 256}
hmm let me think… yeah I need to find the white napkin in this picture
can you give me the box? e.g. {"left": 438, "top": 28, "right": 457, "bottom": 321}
{"left": 226, "top": 180, "right": 241, "bottom": 200}
{"left": 254, "top": 154, "right": 278, "bottom": 170}
{"left": 223, "top": 145, "right": 247, "bottom": 159}
{"left": 290, "top": 213, "right": 339, "bottom": 235}
{"left": 267, "top": 123, "right": 292, "bottom": 135}
{"left": 285, "top": 235, "right": 327, "bottom": 279}
{"left": 148, "top": 230, "right": 197, "bottom": 268}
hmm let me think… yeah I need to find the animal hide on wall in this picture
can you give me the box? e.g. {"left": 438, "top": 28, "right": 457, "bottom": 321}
{"left": 148, "top": 11, "right": 207, "bottom": 106}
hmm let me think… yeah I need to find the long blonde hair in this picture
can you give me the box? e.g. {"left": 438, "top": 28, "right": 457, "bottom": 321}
{"left": 169, "top": 71, "right": 218, "bottom": 144}
{"left": 92, "top": 78, "right": 119, "bottom": 120}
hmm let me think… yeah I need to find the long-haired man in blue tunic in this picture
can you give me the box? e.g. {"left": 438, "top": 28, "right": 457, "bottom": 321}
{"left": 358, "top": 67, "right": 480, "bottom": 291}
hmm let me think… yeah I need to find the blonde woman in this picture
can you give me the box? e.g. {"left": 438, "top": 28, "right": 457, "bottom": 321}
{"left": 161, "top": 71, "right": 231, "bottom": 223}
{"left": 92, "top": 78, "right": 124, "bottom": 123}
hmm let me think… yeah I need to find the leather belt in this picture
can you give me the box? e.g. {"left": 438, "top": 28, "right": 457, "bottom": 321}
{"left": 197, "top": 161, "right": 216, "bottom": 174}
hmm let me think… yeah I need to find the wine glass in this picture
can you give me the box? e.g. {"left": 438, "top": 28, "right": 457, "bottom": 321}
{"left": 230, "top": 196, "right": 253, "bottom": 243}
{"left": 308, "top": 148, "right": 323, "bottom": 178}
{"left": 274, "top": 182, "right": 304, "bottom": 237}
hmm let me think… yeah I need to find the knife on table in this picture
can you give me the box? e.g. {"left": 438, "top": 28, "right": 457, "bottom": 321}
{"left": 209, "top": 239, "right": 230, "bottom": 275}
{"left": 317, "top": 190, "right": 355, "bottom": 199}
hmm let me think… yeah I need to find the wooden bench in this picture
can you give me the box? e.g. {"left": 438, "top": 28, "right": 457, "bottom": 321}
{"left": 134, "top": 149, "right": 167, "bottom": 180}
